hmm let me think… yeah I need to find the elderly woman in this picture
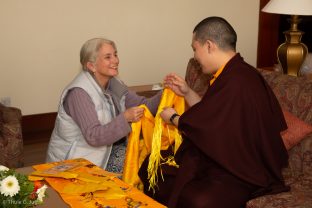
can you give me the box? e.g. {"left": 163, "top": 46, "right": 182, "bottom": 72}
{"left": 46, "top": 38, "right": 161, "bottom": 173}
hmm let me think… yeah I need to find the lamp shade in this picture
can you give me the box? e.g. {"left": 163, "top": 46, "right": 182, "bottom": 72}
{"left": 262, "top": 0, "right": 312, "bottom": 16}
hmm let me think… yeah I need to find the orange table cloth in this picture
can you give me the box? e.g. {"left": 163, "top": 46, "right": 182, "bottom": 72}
{"left": 30, "top": 158, "right": 166, "bottom": 208}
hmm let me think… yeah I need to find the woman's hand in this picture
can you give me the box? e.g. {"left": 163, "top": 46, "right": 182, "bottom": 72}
{"left": 124, "top": 106, "right": 144, "bottom": 123}
{"left": 163, "top": 73, "right": 190, "bottom": 97}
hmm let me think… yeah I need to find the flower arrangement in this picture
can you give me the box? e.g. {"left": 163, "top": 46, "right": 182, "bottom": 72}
{"left": 0, "top": 165, "right": 47, "bottom": 208}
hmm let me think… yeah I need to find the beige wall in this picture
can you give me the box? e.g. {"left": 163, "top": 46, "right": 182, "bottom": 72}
{"left": 0, "top": 0, "right": 260, "bottom": 115}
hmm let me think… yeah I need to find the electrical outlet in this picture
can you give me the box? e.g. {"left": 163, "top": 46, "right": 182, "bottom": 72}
{"left": 0, "top": 97, "right": 11, "bottom": 107}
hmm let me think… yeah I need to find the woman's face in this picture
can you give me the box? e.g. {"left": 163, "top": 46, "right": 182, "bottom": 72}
{"left": 92, "top": 43, "right": 119, "bottom": 82}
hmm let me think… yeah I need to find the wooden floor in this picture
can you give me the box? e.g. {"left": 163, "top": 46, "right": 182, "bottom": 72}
{"left": 23, "top": 131, "right": 50, "bottom": 167}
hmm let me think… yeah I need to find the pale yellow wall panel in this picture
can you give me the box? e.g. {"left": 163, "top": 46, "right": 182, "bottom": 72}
{"left": 0, "top": 0, "right": 260, "bottom": 115}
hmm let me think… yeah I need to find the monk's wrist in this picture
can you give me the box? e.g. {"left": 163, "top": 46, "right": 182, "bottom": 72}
{"left": 170, "top": 113, "right": 180, "bottom": 125}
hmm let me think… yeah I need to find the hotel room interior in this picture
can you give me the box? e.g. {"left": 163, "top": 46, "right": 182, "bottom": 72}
{"left": 0, "top": 0, "right": 311, "bottom": 207}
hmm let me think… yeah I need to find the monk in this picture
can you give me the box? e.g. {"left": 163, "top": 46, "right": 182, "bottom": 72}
{"left": 138, "top": 16, "right": 289, "bottom": 208}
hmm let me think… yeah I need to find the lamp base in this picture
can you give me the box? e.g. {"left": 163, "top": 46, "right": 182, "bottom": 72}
{"left": 277, "top": 15, "right": 308, "bottom": 77}
{"left": 277, "top": 39, "right": 308, "bottom": 76}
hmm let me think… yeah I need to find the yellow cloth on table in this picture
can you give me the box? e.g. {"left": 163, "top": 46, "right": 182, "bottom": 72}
{"left": 31, "top": 158, "right": 165, "bottom": 208}
{"left": 122, "top": 88, "right": 185, "bottom": 191}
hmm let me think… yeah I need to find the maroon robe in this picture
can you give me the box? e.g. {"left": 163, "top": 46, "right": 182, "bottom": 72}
{"left": 139, "top": 54, "right": 289, "bottom": 208}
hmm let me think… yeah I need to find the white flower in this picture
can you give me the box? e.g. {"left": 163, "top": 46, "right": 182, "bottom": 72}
{"left": 0, "top": 175, "right": 20, "bottom": 197}
{"left": 0, "top": 165, "right": 9, "bottom": 172}
{"left": 36, "top": 184, "right": 48, "bottom": 202}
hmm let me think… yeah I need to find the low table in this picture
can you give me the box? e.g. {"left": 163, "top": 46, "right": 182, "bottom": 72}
{"left": 16, "top": 166, "right": 69, "bottom": 208}
{"left": 128, "top": 84, "right": 161, "bottom": 97}
{"left": 16, "top": 159, "right": 165, "bottom": 208}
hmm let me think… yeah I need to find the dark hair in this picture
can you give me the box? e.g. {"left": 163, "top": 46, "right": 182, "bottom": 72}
{"left": 193, "top": 16, "right": 237, "bottom": 51}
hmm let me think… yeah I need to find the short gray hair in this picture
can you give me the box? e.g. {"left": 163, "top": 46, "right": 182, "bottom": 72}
{"left": 80, "top": 38, "right": 117, "bottom": 71}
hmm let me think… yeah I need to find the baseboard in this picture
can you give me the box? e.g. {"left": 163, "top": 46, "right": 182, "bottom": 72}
{"left": 22, "top": 112, "right": 57, "bottom": 144}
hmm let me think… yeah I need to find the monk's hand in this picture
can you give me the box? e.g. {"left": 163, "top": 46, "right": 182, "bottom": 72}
{"left": 163, "top": 73, "right": 190, "bottom": 97}
{"left": 124, "top": 106, "right": 144, "bottom": 123}
{"left": 160, "top": 107, "right": 177, "bottom": 123}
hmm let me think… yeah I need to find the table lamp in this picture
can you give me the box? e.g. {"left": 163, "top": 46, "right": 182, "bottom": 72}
{"left": 262, "top": 0, "right": 312, "bottom": 76}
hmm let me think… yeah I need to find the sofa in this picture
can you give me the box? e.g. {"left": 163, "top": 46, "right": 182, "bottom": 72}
{"left": 246, "top": 68, "right": 312, "bottom": 208}
{"left": 0, "top": 103, "right": 24, "bottom": 168}
{"left": 185, "top": 58, "right": 312, "bottom": 208}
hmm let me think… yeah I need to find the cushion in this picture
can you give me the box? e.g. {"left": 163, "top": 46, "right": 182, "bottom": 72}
{"left": 185, "top": 58, "right": 211, "bottom": 97}
{"left": 281, "top": 109, "right": 312, "bottom": 150}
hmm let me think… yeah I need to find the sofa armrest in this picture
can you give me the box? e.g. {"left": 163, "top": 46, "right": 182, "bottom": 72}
{"left": 0, "top": 103, "right": 24, "bottom": 168}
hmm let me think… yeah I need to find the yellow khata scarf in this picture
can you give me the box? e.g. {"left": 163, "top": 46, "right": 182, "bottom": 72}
{"left": 122, "top": 88, "right": 185, "bottom": 191}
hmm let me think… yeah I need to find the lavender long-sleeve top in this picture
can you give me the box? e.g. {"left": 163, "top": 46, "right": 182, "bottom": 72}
{"left": 63, "top": 87, "right": 161, "bottom": 147}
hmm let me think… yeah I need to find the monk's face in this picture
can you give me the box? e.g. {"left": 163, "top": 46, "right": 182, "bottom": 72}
{"left": 191, "top": 34, "right": 217, "bottom": 75}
